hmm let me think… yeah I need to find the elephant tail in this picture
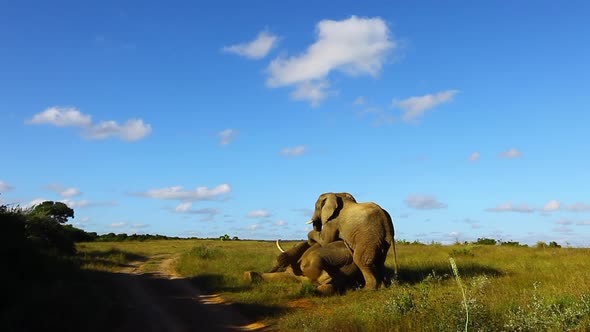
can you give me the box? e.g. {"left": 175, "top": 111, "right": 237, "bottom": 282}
{"left": 391, "top": 238, "right": 398, "bottom": 278}
{"left": 382, "top": 208, "right": 399, "bottom": 279}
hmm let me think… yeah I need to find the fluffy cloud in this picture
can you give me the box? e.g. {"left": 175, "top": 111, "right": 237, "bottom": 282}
{"left": 26, "top": 107, "right": 151, "bottom": 142}
{"left": 223, "top": 30, "right": 279, "bottom": 59}
{"left": 175, "top": 204, "right": 219, "bottom": 221}
{"left": 469, "top": 152, "right": 480, "bottom": 162}
{"left": 499, "top": 148, "right": 522, "bottom": 159}
{"left": 485, "top": 202, "right": 534, "bottom": 213}
{"left": 266, "top": 16, "right": 394, "bottom": 105}
{"left": 289, "top": 80, "right": 331, "bottom": 106}
{"left": 393, "top": 90, "right": 459, "bottom": 122}
{"left": 218, "top": 128, "right": 238, "bottom": 145}
{"left": 141, "top": 184, "right": 231, "bottom": 201}
{"left": 0, "top": 180, "right": 13, "bottom": 192}
{"left": 45, "top": 184, "right": 82, "bottom": 197}
{"left": 275, "top": 220, "right": 288, "bottom": 226}
{"left": 542, "top": 200, "right": 561, "bottom": 212}
{"left": 84, "top": 119, "right": 152, "bottom": 141}
{"left": 247, "top": 209, "right": 271, "bottom": 218}
{"left": 26, "top": 106, "right": 92, "bottom": 127}
{"left": 61, "top": 199, "right": 90, "bottom": 208}
{"left": 405, "top": 194, "right": 447, "bottom": 210}
{"left": 280, "top": 145, "right": 306, "bottom": 157}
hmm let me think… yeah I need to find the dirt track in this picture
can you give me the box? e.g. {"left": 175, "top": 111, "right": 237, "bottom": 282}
{"left": 109, "top": 254, "right": 267, "bottom": 332}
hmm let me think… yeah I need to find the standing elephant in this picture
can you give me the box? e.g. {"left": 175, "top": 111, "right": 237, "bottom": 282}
{"left": 307, "top": 192, "right": 398, "bottom": 290}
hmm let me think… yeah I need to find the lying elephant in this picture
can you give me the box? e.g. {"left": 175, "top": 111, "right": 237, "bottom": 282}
{"left": 244, "top": 240, "right": 363, "bottom": 295}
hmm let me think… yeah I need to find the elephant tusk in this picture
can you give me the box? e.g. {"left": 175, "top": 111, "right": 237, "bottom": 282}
{"left": 305, "top": 220, "right": 313, "bottom": 224}
{"left": 276, "top": 239, "right": 285, "bottom": 253}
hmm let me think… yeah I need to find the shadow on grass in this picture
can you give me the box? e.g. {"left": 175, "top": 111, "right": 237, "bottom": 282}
{"left": 187, "top": 274, "right": 290, "bottom": 321}
{"left": 187, "top": 274, "right": 252, "bottom": 294}
{"left": 388, "top": 262, "right": 504, "bottom": 285}
{"left": 80, "top": 249, "right": 148, "bottom": 268}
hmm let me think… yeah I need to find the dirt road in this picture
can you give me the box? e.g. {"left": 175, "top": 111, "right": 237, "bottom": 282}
{"left": 109, "top": 254, "right": 267, "bottom": 332}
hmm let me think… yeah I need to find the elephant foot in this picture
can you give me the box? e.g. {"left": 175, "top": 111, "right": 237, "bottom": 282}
{"left": 316, "top": 284, "right": 336, "bottom": 296}
{"left": 244, "top": 271, "right": 263, "bottom": 283}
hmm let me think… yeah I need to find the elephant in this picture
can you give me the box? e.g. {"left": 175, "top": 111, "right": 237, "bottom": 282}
{"left": 307, "top": 192, "right": 398, "bottom": 290}
{"left": 244, "top": 239, "right": 362, "bottom": 295}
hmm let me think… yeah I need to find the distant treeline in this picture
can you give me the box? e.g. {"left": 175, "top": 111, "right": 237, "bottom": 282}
{"left": 396, "top": 237, "right": 562, "bottom": 248}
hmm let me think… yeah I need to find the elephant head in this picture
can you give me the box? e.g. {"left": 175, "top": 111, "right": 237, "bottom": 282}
{"left": 307, "top": 192, "right": 357, "bottom": 231}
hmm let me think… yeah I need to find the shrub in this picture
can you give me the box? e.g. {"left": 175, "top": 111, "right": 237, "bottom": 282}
{"left": 474, "top": 238, "right": 497, "bottom": 245}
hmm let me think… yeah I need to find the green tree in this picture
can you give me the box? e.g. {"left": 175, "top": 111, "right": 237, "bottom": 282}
{"left": 30, "top": 201, "right": 74, "bottom": 223}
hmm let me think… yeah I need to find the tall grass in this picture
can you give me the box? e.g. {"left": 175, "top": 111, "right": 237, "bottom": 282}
{"left": 171, "top": 240, "right": 590, "bottom": 331}
{"left": 77, "top": 240, "right": 590, "bottom": 331}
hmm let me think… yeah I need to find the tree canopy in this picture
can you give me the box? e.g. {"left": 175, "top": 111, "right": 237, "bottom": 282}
{"left": 30, "top": 201, "right": 74, "bottom": 223}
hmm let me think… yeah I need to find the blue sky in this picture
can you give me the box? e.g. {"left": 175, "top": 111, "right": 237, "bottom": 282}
{"left": 2, "top": 1, "right": 589, "bottom": 245}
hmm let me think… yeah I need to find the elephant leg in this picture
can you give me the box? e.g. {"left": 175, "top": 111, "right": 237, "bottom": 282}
{"left": 244, "top": 271, "right": 309, "bottom": 284}
{"left": 300, "top": 255, "right": 324, "bottom": 283}
{"left": 353, "top": 249, "right": 380, "bottom": 290}
{"left": 316, "top": 284, "right": 336, "bottom": 296}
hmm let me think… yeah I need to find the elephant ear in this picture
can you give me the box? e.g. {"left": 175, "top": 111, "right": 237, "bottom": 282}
{"left": 320, "top": 193, "right": 338, "bottom": 224}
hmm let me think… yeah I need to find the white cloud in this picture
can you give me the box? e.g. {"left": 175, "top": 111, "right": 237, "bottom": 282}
{"left": 357, "top": 107, "right": 395, "bottom": 126}
{"left": 266, "top": 16, "right": 394, "bottom": 105}
{"left": 175, "top": 202, "right": 192, "bottom": 212}
{"left": 27, "top": 107, "right": 151, "bottom": 142}
{"left": 45, "top": 184, "right": 82, "bottom": 197}
{"left": 223, "top": 30, "right": 279, "bottom": 59}
{"left": 393, "top": 90, "right": 459, "bottom": 122}
{"left": 26, "top": 106, "right": 92, "bottom": 127}
{"left": 469, "top": 152, "right": 480, "bottom": 162}
{"left": 108, "top": 222, "right": 126, "bottom": 228}
{"left": 247, "top": 209, "right": 271, "bottom": 218}
{"left": 499, "top": 148, "right": 522, "bottom": 159}
{"left": 405, "top": 194, "right": 447, "bottom": 210}
{"left": 275, "top": 220, "right": 288, "bottom": 226}
{"left": 61, "top": 199, "right": 90, "bottom": 208}
{"left": 218, "top": 128, "right": 238, "bottom": 145}
{"left": 485, "top": 202, "right": 534, "bottom": 213}
{"left": 542, "top": 200, "right": 561, "bottom": 212}
{"left": 84, "top": 119, "right": 151, "bottom": 141}
{"left": 174, "top": 203, "right": 219, "bottom": 220}
{"left": 141, "top": 184, "right": 231, "bottom": 201}
{"left": 61, "top": 187, "right": 82, "bottom": 197}
{"left": 0, "top": 180, "right": 13, "bottom": 192}
{"left": 131, "top": 223, "right": 148, "bottom": 228}
{"left": 289, "top": 80, "right": 330, "bottom": 106}
{"left": 280, "top": 145, "right": 306, "bottom": 157}
{"left": 566, "top": 202, "right": 590, "bottom": 212}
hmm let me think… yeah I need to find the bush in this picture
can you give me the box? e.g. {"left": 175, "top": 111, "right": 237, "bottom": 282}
{"left": 474, "top": 238, "right": 497, "bottom": 245}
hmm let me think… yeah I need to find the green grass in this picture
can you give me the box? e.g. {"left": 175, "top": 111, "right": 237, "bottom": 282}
{"left": 77, "top": 240, "right": 590, "bottom": 331}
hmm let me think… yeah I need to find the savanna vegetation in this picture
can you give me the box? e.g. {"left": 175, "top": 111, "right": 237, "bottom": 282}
{"left": 78, "top": 239, "right": 590, "bottom": 331}
{"left": 3, "top": 201, "right": 590, "bottom": 331}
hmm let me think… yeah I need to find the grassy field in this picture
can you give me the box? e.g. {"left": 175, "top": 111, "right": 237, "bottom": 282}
{"left": 78, "top": 240, "right": 590, "bottom": 331}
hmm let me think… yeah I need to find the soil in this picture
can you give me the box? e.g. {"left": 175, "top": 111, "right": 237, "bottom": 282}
{"left": 108, "top": 254, "right": 268, "bottom": 332}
